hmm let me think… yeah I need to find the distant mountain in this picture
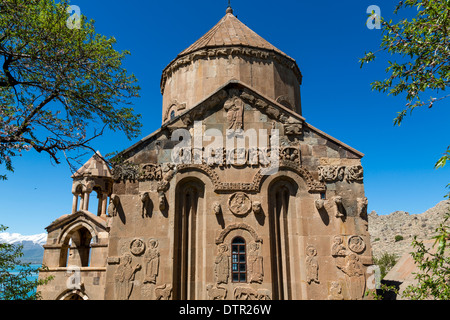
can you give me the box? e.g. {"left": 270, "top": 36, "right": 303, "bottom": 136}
{"left": 369, "top": 200, "right": 450, "bottom": 259}
{"left": 0, "top": 232, "right": 47, "bottom": 264}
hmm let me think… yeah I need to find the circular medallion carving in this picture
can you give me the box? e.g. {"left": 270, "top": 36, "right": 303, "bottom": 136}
{"left": 348, "top": 236, "right": 366, "bottom": 254}
{"left": 130, "top": 238, "right": 146, "bottom": 256}
{"left": 228, "top": 192, "right": 252, "bottom": 216}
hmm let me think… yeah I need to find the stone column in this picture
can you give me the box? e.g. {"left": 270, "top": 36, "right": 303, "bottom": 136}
{"left": 100, "top": 193, "right": 108, "bottom": 218}
{"left": 83, "top": 192, "right": 90, "bottom": 211}
{"left": 72, "top": 194, "right": 78, "bottom": 214}
{"left": 79, "top": 194, "right": 84, "bottom": 212}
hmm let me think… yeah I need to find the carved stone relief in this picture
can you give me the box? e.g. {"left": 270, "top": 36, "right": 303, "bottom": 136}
{"left": 214, "top": 244, "right": 230, "bottom": 285}
{"left": 252, "top": 201, "right": 262, "bottom": 215}
{"left": 228, "top": 192, "right": 252, "bottom": 216}
{"left": 213, "top": 202, "right": 222, "bottom": 215}
{"left": 178, "top": 162, "right": 324, "bottom": 193}
{"left": 140, "top": 192, "right": 151, "bottom": 218}
{"left": 348, "top": 236, "right": 366, "bottom": 254}
{"left": 158, "top": 191, "right": 167, "bottom": 211}
{"left": 233, "top": 287, "right": 272, "bottom": 300}
{"left": 130, "top": 238, "right": 145, "bottom": 256}
{"left": 215, "top": 223, "right": 263, "bottom": 245}
{"left": 331, "top": 235, "right": 367, "bottom": 300}
{"left": 143, "top": 239, "right": 160, "bottom": 284}
{"left": 155, "top": 284, "right": 172, "bottom": 300}
{"left": 306, "top": 245, "right": 319, "bottom": 285}
{"left": 224, "top": 92, "right": 244, "bottom": 131}
{"left": 206, "top": 284, "right": 227, "bottom": 300}
{"left": 318, "top": 165, "right": 364, "bottom": 183}
{"left": 108, "top": 194, "right": 120, "bottom": 217}
{"left": 248, "top": 242, "right": 264, "bottom": 284}
{"left": 340, "top": 253, "right": 366, "bottom": 300}
{"left": 331, "top": 236, "right": 347, "bottom": 258}
{"left": 328, "top": 281, "right": 344, "bottom": 300}
{"left": 333, "top": 196, "right": 345, "bottom": 218}
{"left": 139, "top": 164, "right": 162, "bottom": 181}
{"left": 357, "top": 197, "right": 368, "bottom": 218}
{"left": 114, "top": 253, "right": 141, "bottom": 300}
{"left": 284, "top": 123, "right": 303, "bottom": 135}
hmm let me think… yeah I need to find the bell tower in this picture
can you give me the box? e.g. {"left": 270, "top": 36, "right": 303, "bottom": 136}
{"left": 71, "top": 151, "right": 113, "bottom": 218}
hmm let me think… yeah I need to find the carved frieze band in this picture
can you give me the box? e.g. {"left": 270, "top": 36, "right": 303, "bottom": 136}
{"left": 178, "top": 161, "right": 325, "bottom": 193}
{"left": 318, "top": 165, "right": 364, "bottom": 183}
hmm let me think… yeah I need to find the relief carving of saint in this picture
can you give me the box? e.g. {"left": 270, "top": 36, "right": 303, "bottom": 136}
{"left": 341, "top": 253, "right": 366, "bottom": 300}
{"left": 248, "top": 242, "right": 264, "bottom": 284}
{"left": 306, "top": 245, "right": 319, "bottom": 284}
{"left": 214, "top": 244, "right": 230, "bottom": 284}
{"left": 143, "top": 239, "right": 160, "bottom": 284}
{"left": 224, "top": 96, "right": 244, "bottom": 131}
{"left": 114, "top": 253, "right": 141, "bottom": 300}
{"left": 228, "top": 192, "right": 252, "bottom": 216}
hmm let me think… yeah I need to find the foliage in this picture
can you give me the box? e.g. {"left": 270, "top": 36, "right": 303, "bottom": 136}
{"left": 401, "top": 213, "right": 450, "bottom": 300}
{"left": 360, "top": 0, "right": 450, "bottom": 178}
{"left": 374, "top": 252, "right": 398, "bottom": 280}
{"left": 0, "top": 0, "right": 142, "bottom": 180}
{"left": 0, "top": 225, "right": 53, "bottom": 300}
{"left": 395, "top": 235, "right": 404, "bottom": 242}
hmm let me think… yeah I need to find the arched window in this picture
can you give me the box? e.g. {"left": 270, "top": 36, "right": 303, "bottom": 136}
{"left": 59, "top": 226, "right": 93, "bottom": 267}
{"left": 173, "top": 179, "right": 204, "bottom": 300}
{"left": 170, "top": 110, "right": 176, "bottom": 120}
{"left": 268, "top": 179, "right": 298, "bottom": 300}
{"left": 231, "top": 237, "right": 246, "bottom": 283}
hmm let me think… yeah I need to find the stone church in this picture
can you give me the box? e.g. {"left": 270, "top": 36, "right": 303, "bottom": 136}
{"left": 38, "top": 6, "right": 373, "bottom": 300}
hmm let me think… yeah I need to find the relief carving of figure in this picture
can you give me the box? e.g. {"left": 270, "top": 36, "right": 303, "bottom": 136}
{"left": 214, "top": 244, "right": 230, "bottom": 284}
{"left": 348, "top": 236, "right": 366, "bottom": 254}
{"left": 331, "top": 236, "right": 347, "bottom": 257}
{"left": 248, "top": 242, "right": 264, "bottom": 284}
{"left": 328, "top": 281, "right": 344, "bottom": 300}
{"left": 228, "top": 192, "right": 252, "bottom": 216}
{"left": 108, "top": 194, "right": 120, "bottom": 217}
{"left": 224, "top": 95, "right": 244, "bottom": 131}
{"left": 306, "top": 245, "right": 319, "bottom": 284}
{"left": 140, "top": 192, "right": 151, "bottom": 218}
{"left": 213, "top": 202, "right": 222, "bottom": 215}
{"left": 341, "top": 253, "right": 366, "bottom": 300}
{"left": 143, "top": 239, "right": 160, "bottom": 284}
{"left": 114, "top": 253, "right": 141, "bottom": 300}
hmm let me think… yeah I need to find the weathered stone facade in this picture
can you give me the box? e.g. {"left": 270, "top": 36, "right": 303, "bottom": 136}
{"left": 38, "top": 7, "right": 373, "bottom": 300}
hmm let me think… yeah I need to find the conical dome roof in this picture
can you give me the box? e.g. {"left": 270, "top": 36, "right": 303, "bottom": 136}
{"left": 177, "top": 7, "right": 293, "bottom": 61}
{"left": 160, "top": 7, "right": 303, "bottom": 121}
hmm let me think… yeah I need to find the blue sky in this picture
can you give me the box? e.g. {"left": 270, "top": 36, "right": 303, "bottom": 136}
{"left": 1, "top": 0, "right": 449, "bottom": 235}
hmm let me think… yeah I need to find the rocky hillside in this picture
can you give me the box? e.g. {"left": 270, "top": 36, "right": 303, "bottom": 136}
{"left": 369, "top": 200, "right": 450, "bottom": 259}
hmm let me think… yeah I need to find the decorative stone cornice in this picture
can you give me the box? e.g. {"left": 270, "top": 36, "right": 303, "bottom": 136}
{"left": 160, "top": 46, "right": 303, "bottom": 94}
